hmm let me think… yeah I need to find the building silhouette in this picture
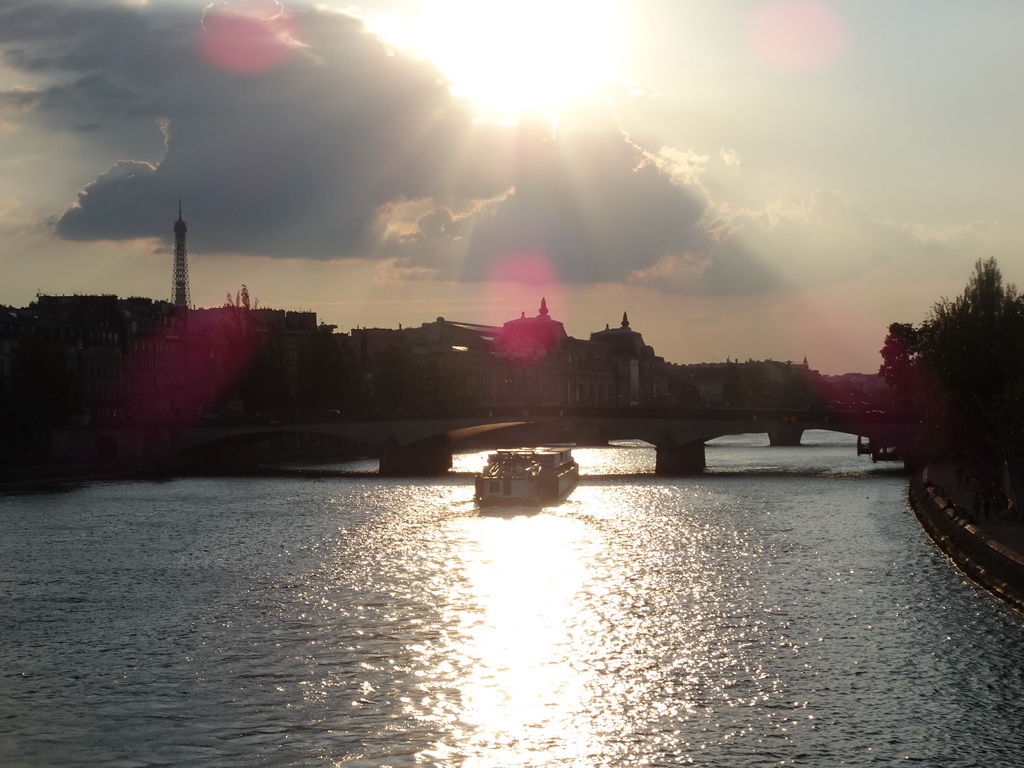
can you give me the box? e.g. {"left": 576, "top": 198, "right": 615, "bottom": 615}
{"left": 0, "top": 211, "right": 884, "bottom": 460}
{"left": 351, "top": 298, "right": 677, "bottom": 410}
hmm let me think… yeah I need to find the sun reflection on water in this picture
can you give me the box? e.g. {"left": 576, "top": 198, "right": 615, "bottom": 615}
{"left": 404, "top": 446, "right": 737, "bottom": 764}
{"left": 308, "top": 445, "right": 794, "bottom": 764}
{"left": 418, "top": 513, "right": 604, "bottom": 765}
{"left": 12, "top": 443, "right": 1023, "bottom": 765}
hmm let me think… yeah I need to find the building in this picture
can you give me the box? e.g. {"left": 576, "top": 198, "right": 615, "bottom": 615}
{"left": 350, "top": 298, "right": 677, "bottom": 410}
{"left": 1, "top": 251, "right": 837, "bottom": 439}
{"left": 589, "top": 311, "right": 668, "bottom": 405}
{"left": 670, "top": 358, "right": 825, "bottom": 408}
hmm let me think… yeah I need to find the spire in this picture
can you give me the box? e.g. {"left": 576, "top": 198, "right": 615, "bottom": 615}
{"left": 172, "top": 202, "right": 190, "bottom": 308}
{"left": 539, "top": 297, "right": 549, "bottom": 317}
{"left": 621, "top": 311, "right": 630, "bottom": 328}
{"left": 173, "top": 200, "right": 187, "bottom": 236}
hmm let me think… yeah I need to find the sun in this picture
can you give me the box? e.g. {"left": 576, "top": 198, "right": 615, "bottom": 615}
{"left": 375, "top": 0, "right": 624, "bottom": 119}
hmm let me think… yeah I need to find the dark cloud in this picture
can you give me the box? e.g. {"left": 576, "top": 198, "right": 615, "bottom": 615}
{"left": 0, "top": 2, "right": 153, "bottom": 75}
{"left": 0, "top": 72, "right": 158, "bottom": 133}
{"left": 0, "top": 0, "right": 769, "bottom": 294}
{"left": 457, "top": 127, "right": 708, "bottom": 283}
{"left": 384, "top": 121, "right": 775, "bottom": 292}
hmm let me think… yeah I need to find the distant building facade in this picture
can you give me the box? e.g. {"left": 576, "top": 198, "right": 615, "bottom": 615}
{"left": 350, "top": 298, "right": 684, "bottom": 410}
{"left": 0, "top": 294, "right": 321, "bottom": 423}
{"left": 1, "top": 289, "right": 870, "bottom": 432}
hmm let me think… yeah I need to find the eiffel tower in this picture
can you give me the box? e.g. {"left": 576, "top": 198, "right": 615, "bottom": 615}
{"left": 172, "top": 201, "right": 190, "bottom": 308}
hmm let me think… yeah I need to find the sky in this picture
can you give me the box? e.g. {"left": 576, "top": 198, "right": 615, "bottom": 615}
{"left": 1, "top": 0, "right": 1022, "bottom": 374}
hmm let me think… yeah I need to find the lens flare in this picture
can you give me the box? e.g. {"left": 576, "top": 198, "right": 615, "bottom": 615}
{"left": 486, "top": 251, "right": 560, "bottom": 286}
{"left": 479, "top": 252, "right": 567, "bottom": 330}
{"left": 200, "top": 0, "right": 298, "bottom": 74}
{"left": 748, "top": 1, "right": 848, "bottom": 73}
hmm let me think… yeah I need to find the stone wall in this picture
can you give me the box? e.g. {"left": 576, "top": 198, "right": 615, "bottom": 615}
{"left": 910, "top": 474, "right": 1024, "bottom": 611}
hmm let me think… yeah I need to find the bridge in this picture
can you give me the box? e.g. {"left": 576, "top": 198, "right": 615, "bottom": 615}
{"left": 56, "top": 406, "right": 919, "bottom": 475}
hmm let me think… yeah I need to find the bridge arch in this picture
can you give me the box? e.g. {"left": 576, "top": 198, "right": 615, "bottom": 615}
{"left": 106, "top": 406, "right": 915, "bottom": 476}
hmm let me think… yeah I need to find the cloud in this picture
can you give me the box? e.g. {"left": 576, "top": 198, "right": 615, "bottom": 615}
{"left": 720, "top": 148, "right": 740, "bottom": 166}
{"left": 0, "top": 198, "right": 21, "bottom": 218}
{"left": 0, "top": 1, "right": 493, "bottom": 254}
{"left": 57, "top": 160, "right": 161, "bottom": 239}
{"left": 0, "top": 0, "right": 864, "bottom": 300}
{"left": 372, "top": 120, "right": 764, "bottom": 288}
{"left": 714, "top": 189, "right": 996, "bottom": 288}
{"left": 653, "top": 147, "right": 710, "bottom": 187}
{"left": 456, "top": 125, "right": 713, "bottom": 284}
{"left": 0, "top": 0, "right": 751, "bottom": 288}
{"left": 0, "top": 2, "right": 153, "bottom": 75}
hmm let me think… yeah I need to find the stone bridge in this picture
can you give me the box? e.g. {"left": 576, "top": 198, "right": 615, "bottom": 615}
{"left": 56, "top": 406, "right": 918, "bottom": 475}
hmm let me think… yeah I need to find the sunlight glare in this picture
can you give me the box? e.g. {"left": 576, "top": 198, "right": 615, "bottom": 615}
{"left": 439, "top": 515, "right": 602, "bottom": 762}
{"left": 385, "top": 0, "right": 624, "bottom": 118}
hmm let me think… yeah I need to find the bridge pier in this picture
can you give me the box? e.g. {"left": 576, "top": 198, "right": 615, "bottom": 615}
{"left": 655, "top": 435, "right": 705, "bottom": 475}
{"left": 378, "top": 434, "right": 453, "bottom": 476}
{"left": 767, "top": 424, "right": 804, "bottom": 446}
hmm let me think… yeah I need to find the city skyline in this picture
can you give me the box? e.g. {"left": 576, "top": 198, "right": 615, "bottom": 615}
{"left": 2, "top": 1, "right": 1022, "bottom": 375}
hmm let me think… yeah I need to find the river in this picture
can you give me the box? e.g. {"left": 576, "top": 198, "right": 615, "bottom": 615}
{"left": 2, "top": 432, "right": 1023, "bottom": 767}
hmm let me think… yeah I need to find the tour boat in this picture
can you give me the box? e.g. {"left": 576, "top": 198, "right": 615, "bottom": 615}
{"left": 474, "top": 447, "right": 579, "bottom": 507}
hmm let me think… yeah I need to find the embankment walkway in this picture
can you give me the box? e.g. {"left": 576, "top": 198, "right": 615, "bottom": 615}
{"left": 912, "top": 464, "right": 1024, "bottom": 611}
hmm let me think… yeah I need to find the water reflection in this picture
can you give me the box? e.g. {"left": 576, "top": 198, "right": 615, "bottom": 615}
{"left": 404, "top": 513, "right": 598, "bottom": 764}
{"left": 10, "top": 439, "right": 1024, "bottom": 766}
{"left": 348, "top": 445, "right": 794, "bottom": 765}
{"left": 401, "top": 484, "right": 778, "bottom": 766}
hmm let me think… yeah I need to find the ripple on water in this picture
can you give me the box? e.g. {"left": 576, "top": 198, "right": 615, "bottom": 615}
{"left": 3, "top": 443, "right": 1024, "bottom": 766}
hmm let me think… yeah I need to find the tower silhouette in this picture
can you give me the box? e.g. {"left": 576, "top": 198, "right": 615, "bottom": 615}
{"left": 172, "top": 202, "right": 190, "bottom": 308}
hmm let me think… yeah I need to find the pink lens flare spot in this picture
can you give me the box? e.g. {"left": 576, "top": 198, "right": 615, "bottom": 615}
{"left": 487, "top": 251, "right": 561, "bottom": 287}
{"left": 748, "top": 1, "right": 848, "bottom": 73}
{"left": 480, "top": 252, "right": 568, "bottom": 330}
{"left": 201, "top": 1, "right": 296, "bottom": 74}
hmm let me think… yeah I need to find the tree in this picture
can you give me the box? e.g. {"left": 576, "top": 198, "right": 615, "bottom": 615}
{"left": 920, "top": 257, "right": 1023, "bottom": 409}
{"left": 372, "top": 345, "right": 426, "bottom": 411}
{"left": 226, "top": 284, "right": 256, "bottom": 312}
{"left": 422, "top": 353, "right": 472, "bottom": 409}
{"left": 297, "top": 325, "right": 362, "bottom": 414}
{"left": 925, "top": 258, "right": 1024, "bottom": 453}
{"left": 879, "top": 322, "right": 922, "bottom": 411}
{"left": 217, "top": 285, "right": 294, "bottom": 416}
{"left": 884, "top": 257, "right": 1024, "bottom": 458}
{"left": 239, "top": 326, "right": 292, "bottom": 416}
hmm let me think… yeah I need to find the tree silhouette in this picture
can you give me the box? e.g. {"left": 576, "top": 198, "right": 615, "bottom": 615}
{"left": 879, "top": 322, "right": 922, "bottom": 411}
{"left": 372, "top": 345, "right": 426, "bottom": 411}
{"left": 882, "top": 257, "right": 1024, "bottom": 457}
{"left": 297, "top": 325, "right": 362, "bottom": 413}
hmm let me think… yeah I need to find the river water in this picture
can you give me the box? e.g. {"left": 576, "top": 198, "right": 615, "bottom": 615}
{"left": 3, "top": 432, "right": 1024, "bottom": 767}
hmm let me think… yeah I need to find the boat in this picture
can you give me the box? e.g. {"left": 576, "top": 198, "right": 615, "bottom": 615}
{"left": 474, "top": 447, "right": 579, "bottom": 507}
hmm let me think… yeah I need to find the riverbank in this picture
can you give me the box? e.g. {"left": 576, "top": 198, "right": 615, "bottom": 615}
{"left": 910, "top": 464, "right": 1024, "bottom": 611}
